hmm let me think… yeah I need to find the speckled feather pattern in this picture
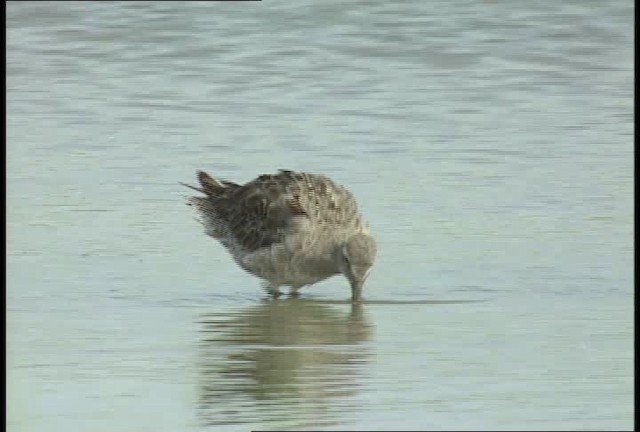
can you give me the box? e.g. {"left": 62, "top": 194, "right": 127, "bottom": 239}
{"left": 184, "top": 170, "right": 370, "bottom": 289}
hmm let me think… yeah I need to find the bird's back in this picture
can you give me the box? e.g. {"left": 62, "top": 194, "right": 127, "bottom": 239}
{"left": 186, "top": 170, "right": 364, "bottom": 253}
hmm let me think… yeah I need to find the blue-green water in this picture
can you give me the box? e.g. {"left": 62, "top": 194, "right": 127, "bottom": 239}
{"left": 7, "top": 1, "right": 633, "bottom": 430}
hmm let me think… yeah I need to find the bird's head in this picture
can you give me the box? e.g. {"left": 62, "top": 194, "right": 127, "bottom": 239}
{"left": 337, "top": 233, "right": 377, "bottom": 302}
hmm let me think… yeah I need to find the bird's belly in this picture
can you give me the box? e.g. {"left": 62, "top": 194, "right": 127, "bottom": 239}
{"left": 281, "top": 267, "right": 337, "bottom": 287}
{"left": 237, "top": 242, "right": 338, "bottom": 287}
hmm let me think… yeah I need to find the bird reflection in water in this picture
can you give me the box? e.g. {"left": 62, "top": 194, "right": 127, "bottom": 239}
{"left": 196, "top": 298, "right": 372, "bottom": 429}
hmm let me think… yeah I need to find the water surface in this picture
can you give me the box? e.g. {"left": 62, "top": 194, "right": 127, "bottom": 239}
{"left": 7, "top": 1, "right": 633, "bottom": 431}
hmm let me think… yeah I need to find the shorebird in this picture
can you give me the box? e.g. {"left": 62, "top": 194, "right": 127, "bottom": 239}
{"left": 182, "top": 170, "right": 377, "bottom": 301}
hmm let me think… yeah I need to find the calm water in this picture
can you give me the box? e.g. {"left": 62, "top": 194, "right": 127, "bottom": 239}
{"left": 7, "top": 1, "right": 633, "bottom": 431}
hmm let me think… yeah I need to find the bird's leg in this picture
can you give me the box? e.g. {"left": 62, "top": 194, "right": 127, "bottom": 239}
{"left": 267, "top": 286, "right": 282, "bottom": 298}
{"left": 289, "top": 286, "right": 302, "bottom": 298}
{"left": 261, "top": 281, "right": 282, "bottom": 298}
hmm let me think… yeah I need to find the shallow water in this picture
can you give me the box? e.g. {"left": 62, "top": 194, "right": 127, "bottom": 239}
{"left": 7, "top": 1, "right": 633, "bottom": 431}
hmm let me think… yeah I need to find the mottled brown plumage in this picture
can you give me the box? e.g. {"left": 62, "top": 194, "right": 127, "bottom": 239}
{"left": 183, "top": 169, "right": 376, "bottom": 301}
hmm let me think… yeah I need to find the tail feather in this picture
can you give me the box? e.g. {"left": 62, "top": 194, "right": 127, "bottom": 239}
{"left": 183, "top": 170, "right": 237, "bottom": 240}
{"left": 181, "top": 170, "right": 228, "bottom": 197}
{"left": 179, "top": 182, "right": 205, "bottom": 194}
{"left": 188, "top": 196, "right": 226, "bottom": 239}
{"left": 197, "top": 170, "right": 226, "bottom": 196}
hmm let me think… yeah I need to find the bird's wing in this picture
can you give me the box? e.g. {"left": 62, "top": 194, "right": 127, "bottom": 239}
{"left": 212, "top": 172, "right": 313, "bottom": 251}
{"left": 187, "top": 170, "right": 360, "bottom": 252}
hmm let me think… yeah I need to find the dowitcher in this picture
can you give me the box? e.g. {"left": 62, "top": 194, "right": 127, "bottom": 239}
{"left": 182, "top": 170, "right": 376, "bottom": 301}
